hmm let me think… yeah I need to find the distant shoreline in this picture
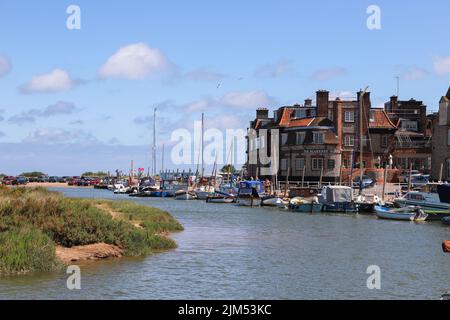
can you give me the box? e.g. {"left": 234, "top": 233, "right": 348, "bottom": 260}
{"left": 22, "top": 182, "right": 93, "bottom": 189}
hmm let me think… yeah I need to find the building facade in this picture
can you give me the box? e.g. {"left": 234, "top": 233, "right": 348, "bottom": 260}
{"left": 431, "top": 87, "right": 450, "bottom": 181}
{"left": 246, "top": 89, "right": 432, "bottom": 182}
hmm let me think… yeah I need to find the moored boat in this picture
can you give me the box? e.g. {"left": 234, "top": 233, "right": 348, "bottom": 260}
{"left": 289, "top": 197, "right": 323, "bottom": 213}
{"left": 206, "top": 191, "right": 235, "bottom": 203}
{"left": 237, "top": 181, "right": 264, "bottom": 207}
{"left": 375, "top": 205, "right": 428, "bottom": 222}
{"left": 319, "top": 186, "right": 358, "bottom": 214}
{"left": 394, "top": 183, "right": 450, "bottom": 211}
{"left": 174, "top": 190, "right": 197, "bottom": 200}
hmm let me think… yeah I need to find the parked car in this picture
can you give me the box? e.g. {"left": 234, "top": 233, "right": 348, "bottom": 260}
{"left": 68, "top": 176, "right": 81, "bottom": 186}
{"left": 49, "top": 176, "right": 60, "bottom": 183}
{"left": 353, "top": 175, "right": 375, "bottom": 189}
{"left": 1, "top": 176, "right": 16, "bottom": 185}
{"left": 59, "top": 176, "right": 70, "bottom": 183}
{"left": 397, "top": 170, "right": 421, "bottom": 183}
{"left": 12, "top": 176, "right": 28, "bottom": 185}
{"left": 37, "top": 175, "right": 49, "bottom": 183}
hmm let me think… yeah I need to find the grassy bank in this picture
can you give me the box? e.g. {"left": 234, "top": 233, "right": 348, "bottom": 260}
{"left": 0, "top": 186, "right": 183, "bottom": 275}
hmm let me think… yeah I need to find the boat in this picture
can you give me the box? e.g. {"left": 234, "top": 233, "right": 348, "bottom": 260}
{"left": 354, "top": 194, "right": 380, "bottom": 214}
{"left": 237, "top": 180, "right": 263, "bottom": 207}
{"left": 375, "top": 205, "right": 428, "bottom": 222}
{"left": 289, "top": 197, "right": 323, "bottom": 213}
{"left": 174, "top": 190, "right": 197, "bottom": 200}
{"left": 193, "top": 186, "right": 215, "bottom": 200}
{"left": 261, "top": 195, "right": 288, "bottom": 207}
{"left": 113, "top": 183, "right": 130, "bottom": 194}
{"left": 393, "top": 183, "right": 450, "bottom": 211}
{"left": 206, "top": 191, "right": 236, "bottom": 203}
{"left": 319, "top": 186, "right": 358, "bottom": 213}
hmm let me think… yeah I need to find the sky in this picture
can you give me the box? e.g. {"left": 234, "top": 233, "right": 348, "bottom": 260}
{"left": 0, "top": 0, "right": 449, "bottom": 175}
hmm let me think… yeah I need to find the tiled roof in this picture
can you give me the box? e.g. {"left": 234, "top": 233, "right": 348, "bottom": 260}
{"left": 369, "top": 109, "right": 397, "bottom": 129}
{"left": 276, "top": 108, "right": 324, "bottom": 128}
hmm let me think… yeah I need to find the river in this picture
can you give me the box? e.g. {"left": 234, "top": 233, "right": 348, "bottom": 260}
{"left": 1, "top": 187, "right": 450, "bottom": 300}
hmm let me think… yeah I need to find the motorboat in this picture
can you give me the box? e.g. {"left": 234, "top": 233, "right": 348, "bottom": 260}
{"left": 237, "top": 180, "right": 264, "bottom": 207}
{"left": 354, "top": 194, "right": 380, "bottom": 214}
{"left": 261, "top": 195, "right": 288, "bottom": 207}
{"left": 394, "top": 183, "right": 450, "bottom": 211}
{"left": 319, "top": 186, "right": 358, "bottom": 213}
{"left": 206, "top": 191, "right": 236, "bottom": 203}
{"left": 113, "top": 183, "right": 130, "bottom": 194}
{"left": 375, "top": 205, "right": 428, "bottom": 222}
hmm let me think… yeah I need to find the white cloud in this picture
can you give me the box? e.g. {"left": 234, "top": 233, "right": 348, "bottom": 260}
{"left": 185, "top": 98, "right": 215, "bottom": 112}
{"left": 311, "top": 67, "right": 347, "bottom": 81}
{"left": 98, "top": 43, "right": 172, "bottom": 80}
{"left": 221, "top": 90, "right": 272, "bottom": 108}
{"left": 183, "top": 68, "right": 226, "bottom": 82}
{"left": 0, "top": 55, "right": 11, "bottom": 77}
{"left": 402, "top": 66, "right": 428, "bottom": 80}
{"left": 254, "top": 60, "right": 294, "bottom": 78}
{"left": 433, "top": 55, "right": 450, "bottom": 76}
{"left": 19, "top": 69, "right": 76, "bottom": 94}
{"left": 23, "top": 128, "right": 98, "bottom": 145}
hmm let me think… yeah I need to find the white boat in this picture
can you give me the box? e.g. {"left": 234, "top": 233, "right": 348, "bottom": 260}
{"left": 261, "top": 196, "right": 288, "bottom": 207}
{"left": 237, "top": 196, "right": 262, "bottom": 207}
{"left": 174, "top": 190, "right": 197, "bottom": 200}
{"left": 237, "top": 181, "right": 263, "bottom": 207}
{"left": 375, "top": 205, "right": 428, "bottom": 222}
{"left": 193, "top": 187, "right": 215, "bottom": 200}
{"left": 113, "top": 184, "right": 129, "bottom": 194}
{"left": 394, "top": 184, "right": 450, "bottom": 211}
{"left": 206, "top": 191, "right": 235, "bottom": 203}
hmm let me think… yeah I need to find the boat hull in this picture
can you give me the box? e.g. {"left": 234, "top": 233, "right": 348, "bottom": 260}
{"left": 375, "top": 206, "right": 427, "bottom": 221}
{"left": 237, "top": 197, "right": 261, "bottom": 207}
{"left": 290, "top": 203, "right": 323, "bottom": 213}
{"left": 395, "top": 199, "right": 450, "bottom": 211}
{"left": 322, "top": 202, "right": 358, "bottom": 214}
{"left": 206, "top": 196, "right": 235, "bottom": 203}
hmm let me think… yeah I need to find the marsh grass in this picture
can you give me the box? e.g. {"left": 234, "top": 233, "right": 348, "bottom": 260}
{"left": 0, "top": 186, "right": 183, "bottom": 274}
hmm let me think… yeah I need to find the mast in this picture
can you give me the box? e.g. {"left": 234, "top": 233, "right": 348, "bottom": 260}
{"left": 152, "top": 107, "right": 157, "bottom": 177}
{"left": 359, "top": 86, "right": 369, "bottom": 194}
{"left": 161, "top": 144, "right": 165, "bottom": 175}
{"left": 201, "top": 113, "right": 205, "bottom": 178}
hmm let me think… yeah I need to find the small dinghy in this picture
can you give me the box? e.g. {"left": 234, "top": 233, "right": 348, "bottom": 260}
{"left": 289, "top": 197, "right": 323, "bottom": 213}
{"left": 174, "top": 190, "right": 197, "bottom": 200}
{"left": 375, "top": 205, "right": 428, "bottom": 222}
{"left": 261, "top": 196, "right": 288, "bottom": 207}
{"left": 206, "top": 191, "right": 235, "bottom": 203}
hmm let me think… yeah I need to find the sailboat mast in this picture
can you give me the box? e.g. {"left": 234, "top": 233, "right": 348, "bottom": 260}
{"left": 201, "top": 113, "right": 205, "bottom": 178}
{"left": 152, "top": 107, "right": 157, "bottom": 177}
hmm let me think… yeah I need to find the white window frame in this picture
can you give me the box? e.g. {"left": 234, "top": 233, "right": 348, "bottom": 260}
{"left": 296, "top": 158, "right": 305, "bottom": 170}
{"left": 281, "top": 133, "right": 288, "bottom": 145}
{"left": 296, "top": 132, "right": 306, "bottom": 145}
{"left": 401, "top": 120, "right": 418, "bottom": 131}
{"left": 344, "top": 111, "right": 355, "bottom": 123}
{"left": 344, "top": 135, "right": 354, "bottom": 147}
{"left": 313, "top": 132, "right": 324, "bottom": 144}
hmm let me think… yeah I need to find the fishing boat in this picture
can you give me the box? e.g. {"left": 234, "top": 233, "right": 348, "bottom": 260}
{"left": 174, "top": 190, "right": 197, "bottom": 200}
{"left": 237, "top": 180, "right": 263, "bottom": 207}
{"left": 394, "top": 183, "right": 450, "bottom": 211}
{"left": 289, "top": 197, "right": 323, "bottom": 213}
{"left": 206, "top": 191, "right": 236, "bottom": 203}
{"left": 193, "top": 186, "right": 215, "bottom": 200}
{"left": 375, "top": 205, "right": 428, "bottom": 222}
{"left": 319, "top": 186, "right": 358, "bottom": 213}
{"left": 354, "top": 194, "right": 380, "bottom": 214}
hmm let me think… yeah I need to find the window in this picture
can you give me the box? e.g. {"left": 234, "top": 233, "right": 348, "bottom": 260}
{"left": 344, "top": 135, "right": 354, "bottom": 147}
{"left": 344, "top": 111, "right": 355, "bottom": 123}
{"left": 313, "top": 132, "right": 324, "bottom": 144}
{"left": 296, "top": 132, "right": 306, "bottom": 145}
{"left": 281, "top": 133, "right": 288, "bottom": 145}
{"left": 328, "top": 159, "right": 335, "bottom": 169}
{"left": 280, "top": 159, "right": 288, "bottom": 170}
{"left": 328, "top": 109, "right": 334, "bottom": 121}
{"left": 401, "top": 120, "right": 418, "bottom": 131}
{"left": 311, "top": 158, "right": 324, "bottom": 171}
{"left": 369, "top": 110, "right": 375, "bottom": 122}
{"left": 296, "top": 158, "right": 305, "bottom": 170}
{"left": 447, "top": 159, "right": 450, "bottom": 179}
{"left": 295, "top": 109, "right": 306, "bottom": 118}
{"left": 381, "top": 135, "right": 389, "bottom": 148}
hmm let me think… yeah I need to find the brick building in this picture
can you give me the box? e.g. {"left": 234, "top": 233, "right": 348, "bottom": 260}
{"left": 246, "top": 89, "right": 432, "bottom": 182}
{"left": 431, "top": 87, "right": 450, "bottom": 180}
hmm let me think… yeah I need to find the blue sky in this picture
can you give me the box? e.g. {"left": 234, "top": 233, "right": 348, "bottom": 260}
{"left": 0, "top": 0, "right": 449, "bottom": 175}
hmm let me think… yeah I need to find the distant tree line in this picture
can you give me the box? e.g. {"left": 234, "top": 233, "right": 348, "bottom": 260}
{"left": 82, "top": 171, "right": 108, "bottom": 177}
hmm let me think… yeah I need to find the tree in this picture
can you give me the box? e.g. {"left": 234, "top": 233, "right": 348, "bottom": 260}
{"left": 221, "top": 165, "right": 236, "bottom": 174}
{"left": 81, "top": 171, "right": 108, "bottom": 177}
{"left": 20, "top": 171, "right": 46, "bottom": 177}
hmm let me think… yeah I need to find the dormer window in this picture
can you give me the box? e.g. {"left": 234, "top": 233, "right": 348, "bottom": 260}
{"left": 313, "top": 132, "right": 324, "bottom": 144}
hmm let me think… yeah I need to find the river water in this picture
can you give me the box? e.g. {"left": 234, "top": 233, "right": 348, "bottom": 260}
{"left": 1, "top": 187, "right": 450, "bottom": 300}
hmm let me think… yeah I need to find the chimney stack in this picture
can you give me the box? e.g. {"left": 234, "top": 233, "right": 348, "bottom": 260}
{"left": 316, "top": 90, "right": 329, "bottom": 117}
{"left": 256, "top": 108, "right": 269, "bottom": 119}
